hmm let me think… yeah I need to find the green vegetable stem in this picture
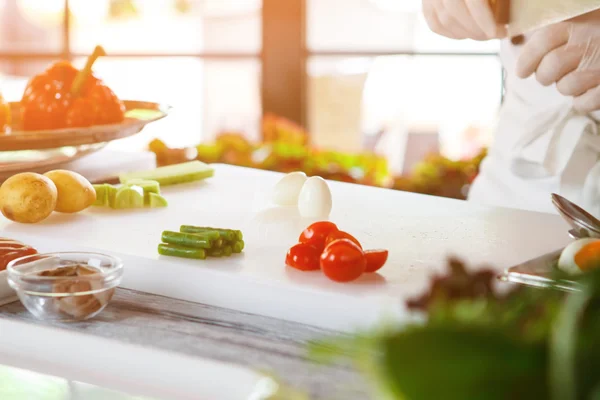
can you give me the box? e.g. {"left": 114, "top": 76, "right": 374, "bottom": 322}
{"left": 158, "top": 244, "right": 207, "bottom": 260}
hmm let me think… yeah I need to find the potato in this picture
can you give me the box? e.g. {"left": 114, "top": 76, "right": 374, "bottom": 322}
{"left": 0, "top": 173, "right": 57, "bottom": 223}
{"left": 44, "top": 170, "right": 96, "bottom": 214}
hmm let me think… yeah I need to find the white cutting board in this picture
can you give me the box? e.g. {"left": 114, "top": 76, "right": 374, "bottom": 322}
{"left": 0, "top": 164, "right": 570, "bottom": 331}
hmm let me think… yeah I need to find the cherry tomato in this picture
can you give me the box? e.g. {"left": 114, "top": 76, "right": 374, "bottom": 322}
{"left": 325, "top": 230, "right": 362, "bottom": 249}
{"left": 298, "top": 221, "right": 338, "bottom": 252}
{"left": 286, "top": 243, "right": 321, "bottom": 271}
{"left": 364, "top": 250, "right": 389, "bottom": 273}
{"left": 320, "top": 239, "right": 366, "bottom": 283}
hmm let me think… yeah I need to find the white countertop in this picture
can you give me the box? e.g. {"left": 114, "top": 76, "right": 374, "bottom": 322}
{"left": 0, "top": 164, "right": 571, "bottom": 331}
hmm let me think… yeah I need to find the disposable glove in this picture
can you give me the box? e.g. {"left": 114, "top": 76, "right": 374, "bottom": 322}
{"left": 422, "top": 0, "right": 508, "bottom": 40}
{"left": 516, "top": 11, "right": 600, "bottom": 113}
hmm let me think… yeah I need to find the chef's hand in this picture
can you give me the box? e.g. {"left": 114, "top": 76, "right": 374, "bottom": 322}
{"left": 516, "top": 11, "right": 600, "bottom": 113}
{"left": 422, "top": 0, "right": 507, "bottom": 40}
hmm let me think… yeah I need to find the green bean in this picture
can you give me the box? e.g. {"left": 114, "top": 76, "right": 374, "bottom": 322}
{"left": 207, "top": 248, "right": 224, "bottom": 257}
{"left": 179, "top": 226, "right": 221, "bottom": 240}
{"left": 180, "top": 226, "right": 237, "bottom": 242}
{"left": 232, "top": 241, "right": 243, "bottom": 254}
{"left": 209, "top": 229, "right": 236, "bottom": 242}
{"left": 161, "top": 231, "right": 213, "bottom": 249}
{"left": 158, "top": 244, "right": 207, "bottom": 260}
{"left": 223, "top": 246, "right": 233, "bottom": 257}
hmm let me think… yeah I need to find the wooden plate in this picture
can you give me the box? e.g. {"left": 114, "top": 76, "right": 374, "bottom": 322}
{"left": 0, "top": 100, "right": 170, "bottom": 151}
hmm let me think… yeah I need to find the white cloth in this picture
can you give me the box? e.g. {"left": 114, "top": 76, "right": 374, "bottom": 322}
{"left": 468, "top": 37, "right": 600, "bottom": 217}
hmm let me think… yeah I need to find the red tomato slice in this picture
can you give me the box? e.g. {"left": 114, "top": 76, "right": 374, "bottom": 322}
{"left": 364, "top": 250, "right": 388, "bottom": 273}
{"left": 325, "top": 231, "right": 362, "bottom": 249}
{"left": 0, "top": 245, "right": 37, "bottom": 271}
{"left": 320, "top": 239, "right": 366, "bottom": 283}
{"left": 0, "top": 238, "right": 23, "bottom": 243}
{"left": 0, "top": 242, "right": 28, "bottom": 250}
{"left": 298, "top": 221, "right": 338, "bottom": 252}
{"left": 286, "top": 243, "right": 321, "bottom": 271}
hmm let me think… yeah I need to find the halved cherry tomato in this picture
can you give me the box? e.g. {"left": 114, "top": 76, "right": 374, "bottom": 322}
{"left": 364, "top": 249, "right": 388, "bottom": 273}
{"left": 0, "top": 239, "right": 37, "bottom": 271}
{"left": 320, "top": 239, "right": 366, "bottom": 282}
{"left": 325, "top": 230, "right": 362, "bottom": 249}
{"left": 286, "top": 243, "right": 321, "bottom": 271}
{"left": 298, "top": 221, "right": 338, "bottom": 252}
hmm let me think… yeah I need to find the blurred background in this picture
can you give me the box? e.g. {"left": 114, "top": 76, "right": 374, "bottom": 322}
{"left": 0, "top": 0, "right": 503, "bottom": 198}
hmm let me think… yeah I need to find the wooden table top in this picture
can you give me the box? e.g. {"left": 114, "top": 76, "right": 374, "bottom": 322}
{"left": 0, "top": 288, "right": 370, "bottom": 400}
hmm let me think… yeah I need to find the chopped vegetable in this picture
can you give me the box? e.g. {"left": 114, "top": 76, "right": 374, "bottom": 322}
{"left": 113, "top": 186, "right": 144, "bottom": 209}
{"left": 234, "top": 240, "right": 245, "bottom": 253}
{"left": 161, "top": 231, "right": 214, "bottom": 249}
{"left": 298, "top": 221, "right": 338, "bottom": 252}
{"left": 157, "top": 226, "right": 244, "bottom": 260}
{"left": 286, "top": 243, "right": 321, "bottom": 271}
{"left": 106, "top": 185, "right": 118, "bottom": 208}
{"left": 320, "top": 239, "right": 366, "bottom": 282}
{"left": 93, "top": 184, "right": 109, "bottom": 206}
{"left": 364, "top": 250, "right": 388, "bottom": 273}
{"left": 207, "top": 248, "right": 224, "bottom": 257}
{"left": 158, "top": 244, "right": 207, "bottom": 260}
{"left": 0, "top": 239, "right": 37, "bottom": 271}
{"left": 92, "top": 182, "right": 165, "bottom": 209}
{"left": 288, "top": 221, "right": 388, "bottom": 282}
{"left": 179, "top": 228, "right": 220, "bottom": 241}
{"left": 148, "top": 192, "right": 168, "bottom": 208}
{"left": 119, "top": 161, "right": 214, "bottom": 186}
{"left": 180, "top": 226, "right": 240, "bottom": 242}
{"left": 124, "top": 179, "right": 160, "bottom": 204}
{"left": 325, "top": 231, "right": 362, "bottom": 250}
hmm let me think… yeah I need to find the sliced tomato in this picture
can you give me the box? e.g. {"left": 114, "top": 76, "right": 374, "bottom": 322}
{"left": 0, "top": 243, "right": 37, "bottom": 271}
{"left": 286, "top": 243, "right": 321, "bottom": 271}
{"left": 298, "top": 221, "right": 339, "bottom": 252}
{"left": 325, "top": 230, "right": 362, "bottom": 249}
{"left": 320, "top": 239, "right": 366, "bottom": 283}
{"left": 364, "top": 249, "right": 388, "bottom": 273}
{"left": 0, "top": 238, "right": 23, "bottom": 243}
{"left": 0, "top": 242, "right": 27, "bottom": 250}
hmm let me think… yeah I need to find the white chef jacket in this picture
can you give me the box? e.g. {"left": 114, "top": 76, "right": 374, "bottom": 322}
{"left": 468, "top": 36, "right": 600, "bottom": 217}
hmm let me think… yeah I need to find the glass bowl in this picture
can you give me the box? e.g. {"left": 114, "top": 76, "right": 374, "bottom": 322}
{"left": 7, "top": 252, "right": 123, "bottom": 321}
